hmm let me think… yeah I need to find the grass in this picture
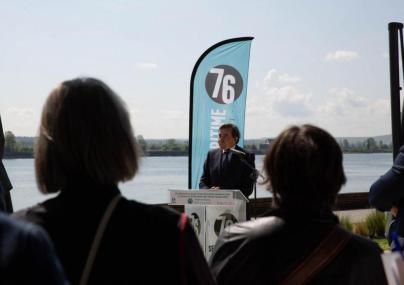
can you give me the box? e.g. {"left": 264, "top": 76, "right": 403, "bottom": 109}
{"left": 372, "top": 238, "right": 390, "bottom": 252}
{"left": 339, "top": 212, "right": 390, "bottom": 251}
{"left": 339, "top": 216, "right": 353, "bottom": 232}
{"left": 364, "top": 212, "right": 387, "bottom": 238}
{"left": 353, "top": 222, "right": 369, "bottom": 237}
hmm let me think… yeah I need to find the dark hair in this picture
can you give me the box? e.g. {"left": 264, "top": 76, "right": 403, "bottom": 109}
{"left": 219, "top": 123, "right": 240, "bottom": 144}
{"left": 35, "top": 77, "right": 139, "bottom": 193}
{"left": 263, "top": 124, "right": 346, "bottom": 210}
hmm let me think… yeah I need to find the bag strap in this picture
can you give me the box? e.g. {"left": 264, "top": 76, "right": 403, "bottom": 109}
{"left": 179, "top": 212, "right": 188, "bottom": 285}
{"left": 279, "top": 225, "right": 352, "bottom": 285}
{"left": 79, "top": 194, "right": 122, "bottom": 285}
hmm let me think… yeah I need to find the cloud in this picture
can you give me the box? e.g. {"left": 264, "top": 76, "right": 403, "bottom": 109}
{"left": 249, "top": 84, "right": 313, "bottom": 118}
{"left": 311, "top": 88, "right": 390, "bottom": 136}
{"left": 246, "top": 105, "right": 266, "bottom": 116}
{"left": 2, "top": 107, "right": 37, "bottom": 135}
{"left": 264, "top": 69, "right": 301, "bottom": 88}
{"left": 129, "top": 108, "right": 141, "bottom": 114}
{"left": 268, "top": 86, "right": 313, "bottom": 117}
{"left": 136, "top": 63, "right": 158, "bottom": 70}
{"left": 278, "top": 73, "right": 301, "bottom": 84}
{"left": 330, "top": 88, "right": 366, "bottom": 107}
{"left": 160, "top": 109, "right": 186, "bottom": 120}
{"left": 5, "top": 107, "right": 34, "bottom": 118}
{"left": 246, "top": 71, "right": 391, "bottom": 137}
{"left": 366, "top": 98, "right": 389, "bottom": 115}
{"left": 253, "top": 69, "right": 311, "bottom": 117}
{"left": 317, "top": 88, "right": 367, "bottom": 116}
{"left": 325, "top": 50, "right": 358, "bottom": 61}
{"left": 128, "top": 107, "right": 187, "bottom": 138}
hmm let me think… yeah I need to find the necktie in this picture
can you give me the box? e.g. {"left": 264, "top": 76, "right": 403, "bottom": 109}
{"left": 221, "top": 151, "right": 229, "bottom": 174}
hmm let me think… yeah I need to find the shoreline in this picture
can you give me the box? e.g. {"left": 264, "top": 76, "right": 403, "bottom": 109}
{"left": 3, "top": 151, "right": 394, "bottom": 159}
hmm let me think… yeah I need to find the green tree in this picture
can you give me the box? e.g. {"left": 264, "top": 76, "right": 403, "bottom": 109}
{"left": 180, "top": 144, "right": 189, "bottom": 152}
{"left": 149, "top": 144, "right": 160, "bottom": 150}
{"left": 4, "top": 131, "right": 17, "bottom": 153}
{"left": 136, "top": 135, "right": 147, "bottom": 152}
{"left": 343, "top": 139, "right": 350, "bottom": 150}
{"left": 366, "top": 138, "right": 377, "bottom": 152}
{"left": 166, "top": 139, "right": 177, "bottom": 150}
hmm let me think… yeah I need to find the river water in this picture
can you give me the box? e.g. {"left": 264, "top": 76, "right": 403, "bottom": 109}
{"left": 3, "top": 153, "right": 393, "bottom": 211}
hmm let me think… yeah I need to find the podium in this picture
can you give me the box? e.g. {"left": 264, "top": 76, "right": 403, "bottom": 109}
{"left": 169, "top": 189, "right": 248, "bottom": 259}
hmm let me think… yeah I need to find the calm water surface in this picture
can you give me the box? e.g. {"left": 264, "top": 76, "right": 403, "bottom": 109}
{"left": 3, "top": 153, "right": 393, "bottom": 211}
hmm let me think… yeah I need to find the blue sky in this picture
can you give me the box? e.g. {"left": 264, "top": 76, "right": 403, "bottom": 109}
{"left": 1, "top": 0, "right": 403, "bottom": 138}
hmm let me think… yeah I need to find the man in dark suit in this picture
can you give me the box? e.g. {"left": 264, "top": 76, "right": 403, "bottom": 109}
{"left": 369, "top": 145, "right": 404, "bottom": 247}
{"left": 0, "top": 115, "right": 13, "bottom": 212}
{"left": 199, "top": 123, "right": 255, "bottom": 198}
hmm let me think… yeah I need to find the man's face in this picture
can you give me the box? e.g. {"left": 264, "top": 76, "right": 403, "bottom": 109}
{"left": 218, "top": 128, "right": 237, "bottom": 150}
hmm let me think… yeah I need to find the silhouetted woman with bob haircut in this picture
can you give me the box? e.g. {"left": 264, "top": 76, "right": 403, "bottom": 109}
{"left": 14, "top": 77, "right": 214, "bottom": 285}
{"left": 209, "top": 124, "right": 387, "bottom": 285}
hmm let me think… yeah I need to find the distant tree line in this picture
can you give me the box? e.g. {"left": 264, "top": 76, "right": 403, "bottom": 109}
{"left": 136, "top": 135, "right": 188, "bottom": 156}
{"left": 3, "top": 131, "right": 33, "bottom": 158}
{"left": 338, "top": 138, "right": 392, "bottom": 153}
{"left": 2, "top": 131, "right": 393, "bottom": 158}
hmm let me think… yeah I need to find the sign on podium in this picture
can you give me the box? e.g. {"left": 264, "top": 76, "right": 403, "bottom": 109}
{"left": 169, "top": 189, "right": 248, "bottom": 259}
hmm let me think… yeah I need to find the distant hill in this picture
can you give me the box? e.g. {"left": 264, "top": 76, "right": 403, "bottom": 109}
{"left": 336, "top": 135, "right": 391, "bottom": 146}
{"left": 15, "top": 135, "right": 392, "bottom": 147}
{"left": 142, "top": 138, "right": 188, "bottom": 145}
{"left": 7, "top": 134, "right": 393, "bottom": 158}
{"left": 15, "top": 136, "right": 36, "bottom": 148}
{"left": 246, "top": 135, "right": 393, "bottom": 146}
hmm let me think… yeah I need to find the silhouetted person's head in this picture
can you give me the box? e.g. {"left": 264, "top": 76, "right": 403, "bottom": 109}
{"left": 264, "top": 124, "right": 346, "bottom": 210}
{"left": 36, "top": 77, "right": 139, "bottom": 193}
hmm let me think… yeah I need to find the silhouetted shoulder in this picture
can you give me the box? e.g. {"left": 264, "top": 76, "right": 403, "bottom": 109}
{"left": 110, "top": 198, "right": 184, "bottom": 239}
{"left": 119, "top": 197, "right": 181, "bottom": 224}
{"left": 0, "top": 213, "right": 67, "bottom": 284}
{"left": 12, "top": 197, "right": 58, "bottom": 228}
{"left": 349, "top": 234, "right": 383, "bottom": 252}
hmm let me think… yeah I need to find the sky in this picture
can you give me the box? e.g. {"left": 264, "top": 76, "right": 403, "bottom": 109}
{"left": 1, "top": 0, "right": 403, "bottom": 139}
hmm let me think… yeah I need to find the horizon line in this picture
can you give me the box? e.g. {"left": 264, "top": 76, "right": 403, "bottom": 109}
{"left": 9, "top": 134, "right": 393, "bottom": 140}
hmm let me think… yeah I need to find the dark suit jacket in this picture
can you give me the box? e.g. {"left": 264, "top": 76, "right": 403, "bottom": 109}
{"left": 369, "top": 145, "right": 404, "bottom": 236}
{"left": 0, "top": 114, "right": 12, "bottom": 192}
{"left": 199, "top": 145, "right": 255, "bottom": 198}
